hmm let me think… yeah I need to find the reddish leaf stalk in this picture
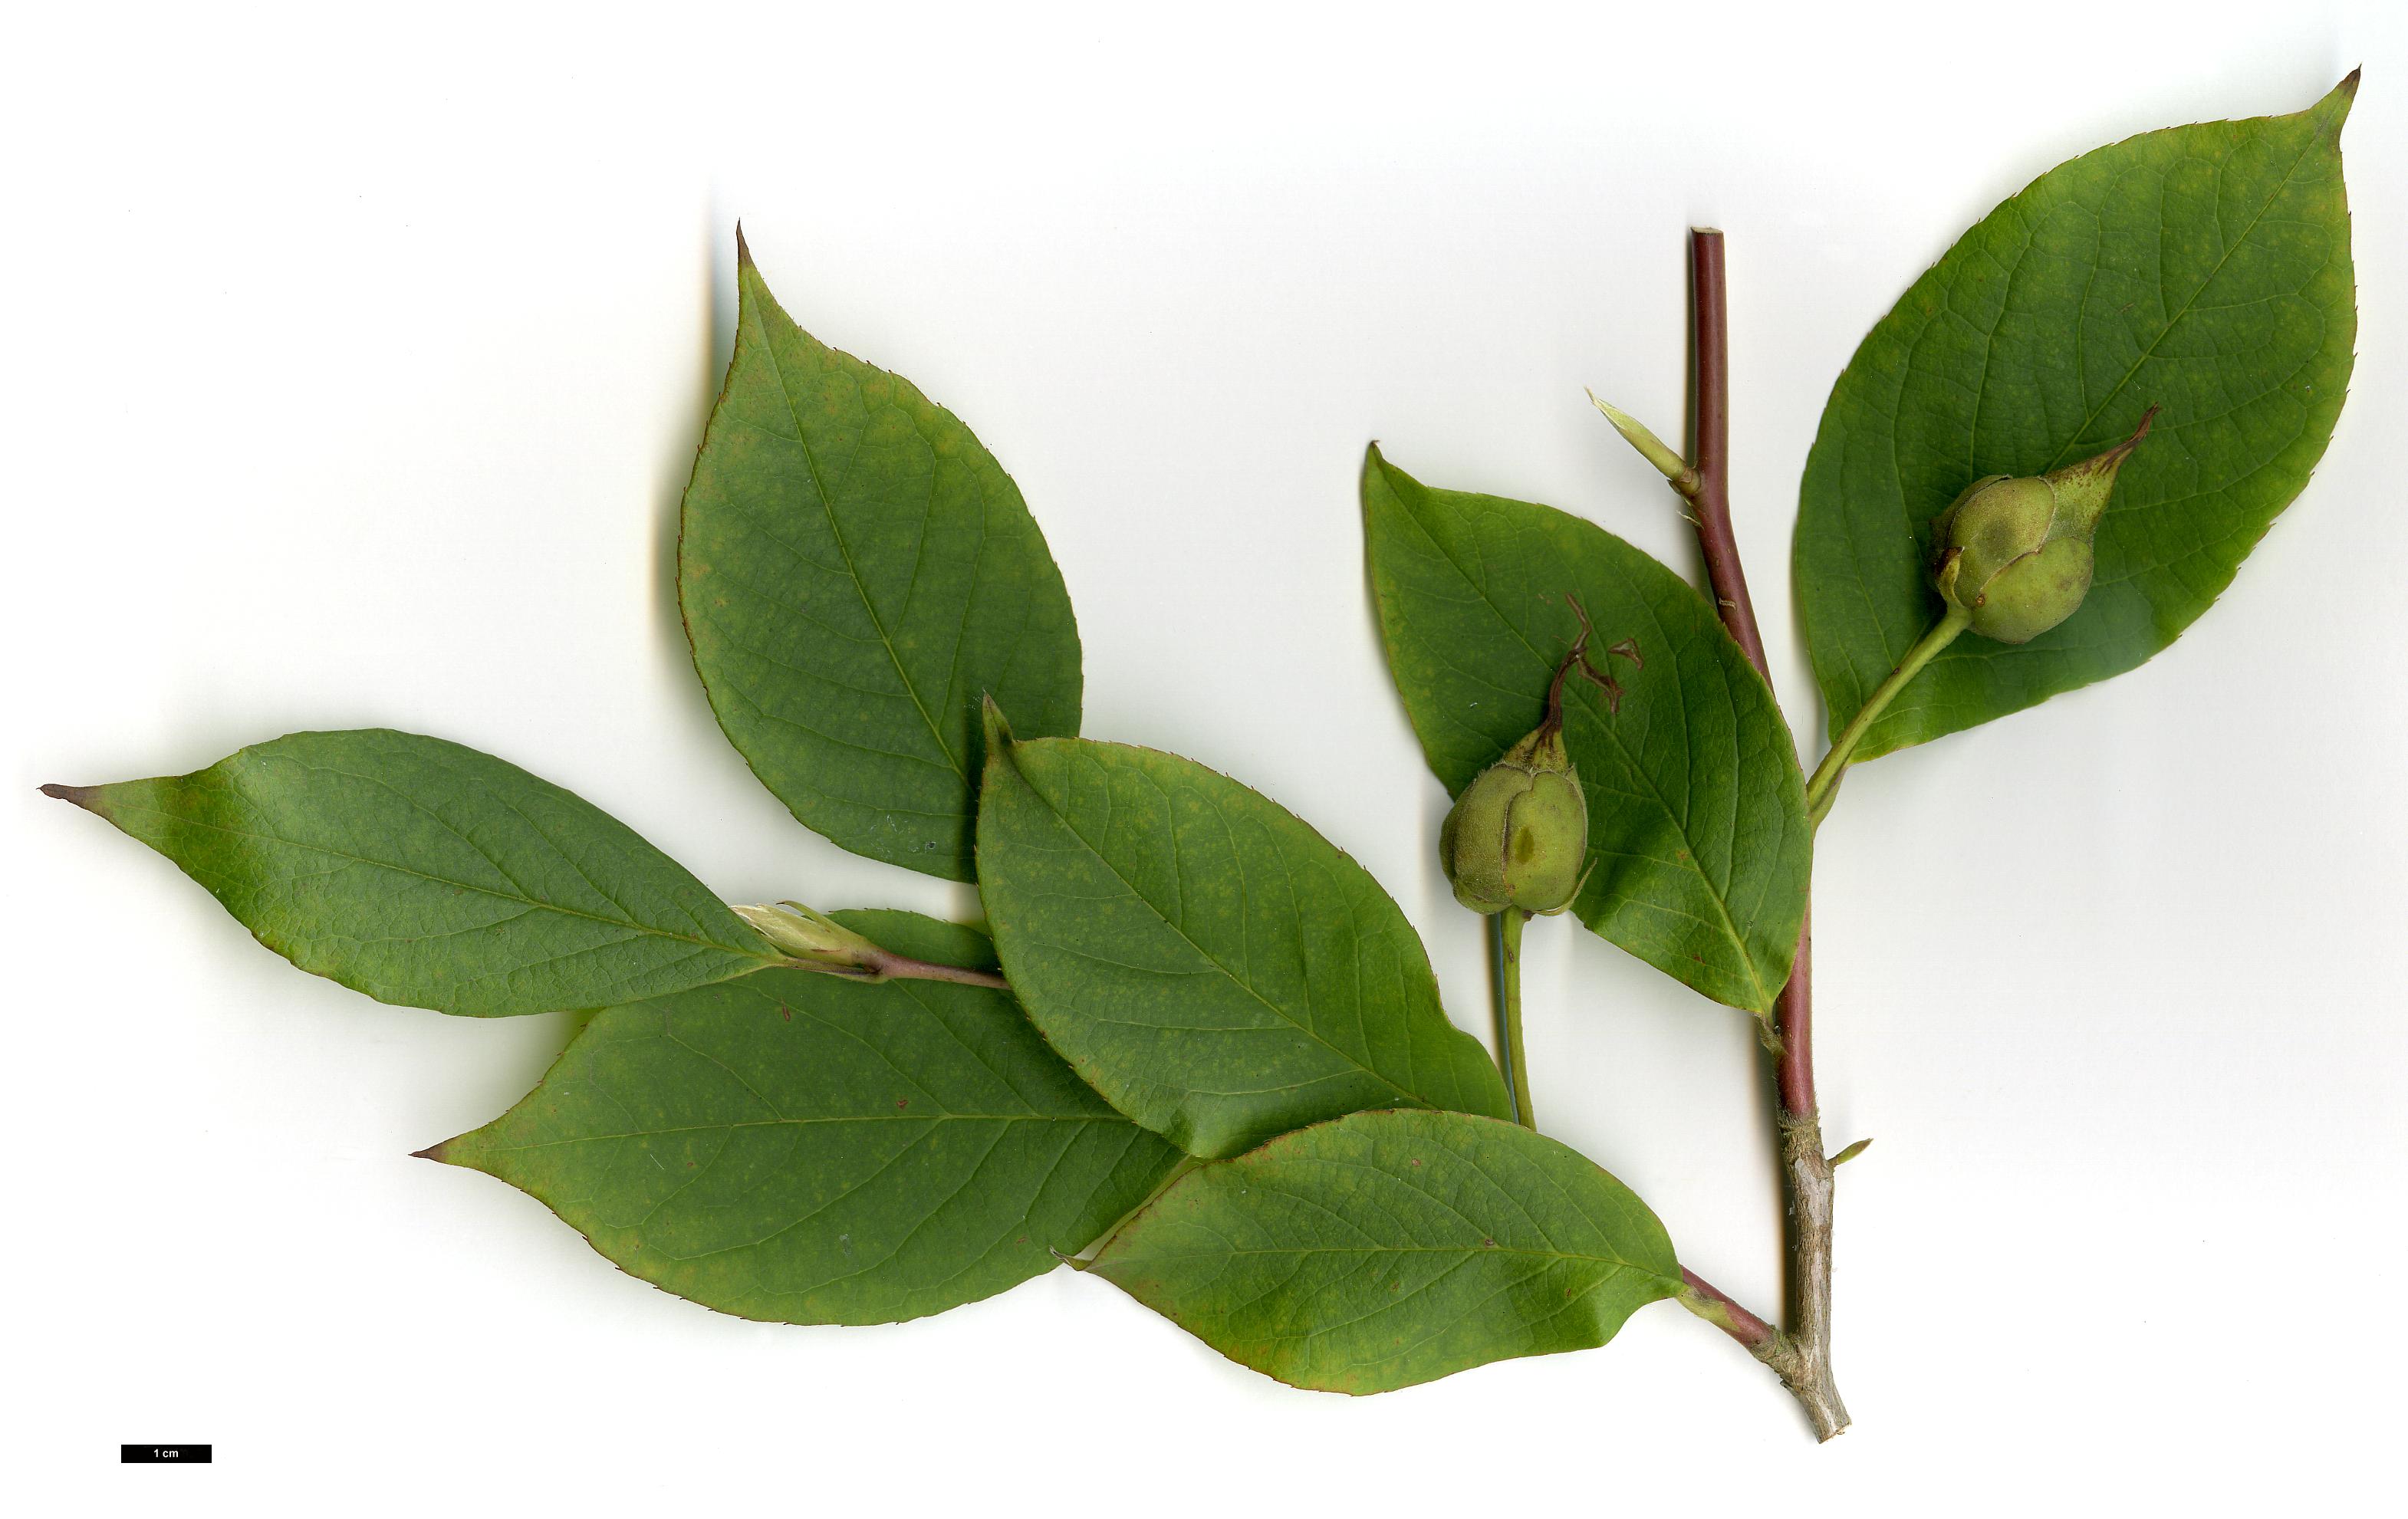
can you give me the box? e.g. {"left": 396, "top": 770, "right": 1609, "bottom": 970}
{"left": 856, "top": 952, "right": 1012, "bottom": 991}
{"left": 1677, "top": 1267, "right": 1778, "bottom": 1349}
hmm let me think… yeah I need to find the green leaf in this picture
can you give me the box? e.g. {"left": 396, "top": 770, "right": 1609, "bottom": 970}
{"left": 1361, "top": 449, "right": 1810, "bottom": 1014}
{"left": 1093, "top": 1107, "right": 1681, "bottom": 1393}
{"left": 46, "top": 729, "right": 778, "bottom": 1017}
{"left": 678, "top": 235, "right": 1083, "bottom": 881}
{"left": 975, "top": 712, "right": 1514, "bottom": 1159}
{"left": 1796, "top": 75, "right": 2358, "bottom": 761}
{"left": 431, "top": 912, "right": 1183, "bottom": 1324}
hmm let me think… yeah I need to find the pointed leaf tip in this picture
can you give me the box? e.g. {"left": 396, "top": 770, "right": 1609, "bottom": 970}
{"left": 436, "top": 920, "right": 1179, "bottom": 1325}
{"left": 40, "top": 782, "right": 98, "bottom": 809}
{"left": 980, "top": 694, "right": 1016, "bottom": 752}
{"left": 410, "top": 1140, "right": 454, "bottom": 1163}
{"left": 680, "top": 242, "right": 1081, "bottom": 881}
{"left": 58, "top": 730, "right": 778, "bottom": 1016}
{"left": 1796, "top": 85, "right": 2357, "bottom": 759}
{"left": 1360, "top": 442, "right": 1400, "bottom": 504}
{"left": 2314, "top": 68, "right": 2360, "bottom": 127}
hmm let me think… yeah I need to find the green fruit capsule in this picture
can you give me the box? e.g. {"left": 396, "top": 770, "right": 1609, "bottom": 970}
{"left": 1439, "top": 725, "right": 1591, "bottom": 916}
{"left": 1933, "top": 407, "right": 2156, "bottom": 644}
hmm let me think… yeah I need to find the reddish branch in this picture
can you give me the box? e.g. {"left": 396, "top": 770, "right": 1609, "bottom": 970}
{"left": 1655, "top": 229, "right": 1849, "bottom": 1440}
{"left": 1684, "top": 231, "right": 1772, "bottom": 678}
{"left": 1775, "top": 916, "right": 1814, "bottom": 1115}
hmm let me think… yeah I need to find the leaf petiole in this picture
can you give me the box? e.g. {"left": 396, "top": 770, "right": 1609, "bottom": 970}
{"left": 1803, "top": 607, "right": 1971, "bottom": 823}
{"left": 1496, "top": 909, "right": 1536, "bottom": 1129}
{"left": 789, "top": 949, "right": 1014, "bottom": 991}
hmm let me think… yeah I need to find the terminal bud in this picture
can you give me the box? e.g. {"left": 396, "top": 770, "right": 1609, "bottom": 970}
{"left": 732, "top": 900, "right": 886, "bottom": 978}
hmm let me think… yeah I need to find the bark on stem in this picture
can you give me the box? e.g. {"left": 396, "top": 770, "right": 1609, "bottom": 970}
{"left": 1684, "top": 228, "right": 1850, "bottom": 1440}
{"left": 1685, "top": 231, "right": 1771, "bottom": 677}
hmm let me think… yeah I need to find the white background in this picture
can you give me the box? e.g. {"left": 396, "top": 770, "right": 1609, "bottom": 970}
{"left": 5, "top": 2, "right": 2403, "bottom": 1513}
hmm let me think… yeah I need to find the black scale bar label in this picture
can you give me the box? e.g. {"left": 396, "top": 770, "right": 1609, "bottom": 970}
{"left": 122, "top": 1445, "right": 212, "bottom": 1463}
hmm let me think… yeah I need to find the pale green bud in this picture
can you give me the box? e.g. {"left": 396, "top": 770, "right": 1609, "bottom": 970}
{"left": 732, "top": 900, "right": 884, "bottom": 977}
{"left": 1932, "top": 407, "right": 2156, "bottom": 645}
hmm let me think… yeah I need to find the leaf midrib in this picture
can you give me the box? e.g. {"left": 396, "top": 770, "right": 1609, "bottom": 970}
{"left": 1123, "top": 1241, "right": 1673, "bottom": 1274}
{"left": 2038, "top": 121, "right": 2327, "bottom": 475}
{"left": 104, "top": 796, "right": 768, "bottom": 962}
{"left": 469, "top": 1111, "right": 1129, "bottom": 1151}
{"left": 1846, "top": 117, "right": 2334, "bottom": 748}
{"left": 745, "top": 285, "right": 966, "bottom": 784}
{"left": 1008, "top": 743, "right": 1428, "bottom": 1113}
